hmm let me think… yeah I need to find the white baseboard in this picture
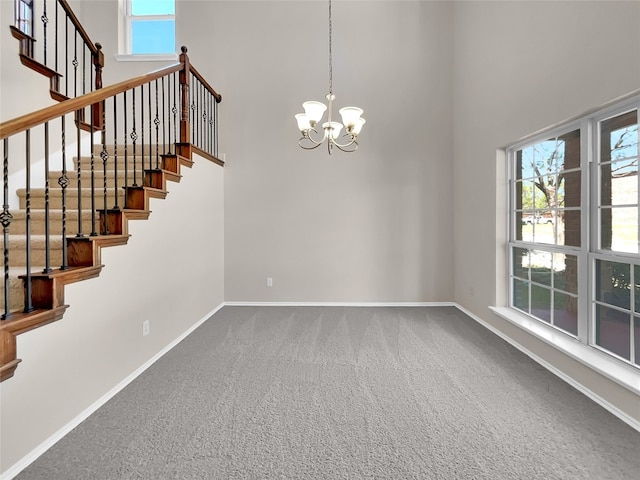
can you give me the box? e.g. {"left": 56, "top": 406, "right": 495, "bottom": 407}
{"left": 1, "top": 302, "right": 224, "bottom": 480}
{"left": 223, "top": 301, "right": 456, "bottom": 307}
{"left": 454, "top": 303, "right": 640, "bottom": 433}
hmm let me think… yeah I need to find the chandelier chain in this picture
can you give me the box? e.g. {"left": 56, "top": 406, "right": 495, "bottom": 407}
{"left": 328, "top": 0, "right": 333, "bottom": 95}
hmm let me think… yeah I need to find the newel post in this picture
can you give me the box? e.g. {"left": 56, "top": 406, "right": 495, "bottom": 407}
{"left": 92, "top": 42, "right": 105, "bottom": 129}
{"left": 179, "top": 46, "right": 191, "bottom": 145}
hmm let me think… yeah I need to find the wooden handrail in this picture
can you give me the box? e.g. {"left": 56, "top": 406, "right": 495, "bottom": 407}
{"left": 0, "top": 63, "right": 183, "bottom": 139}
{"left": 191, "top": 65, "right": 222, "bottom": 103}
{"left": 58, "top": 0, "right": 99, "bottom": 55}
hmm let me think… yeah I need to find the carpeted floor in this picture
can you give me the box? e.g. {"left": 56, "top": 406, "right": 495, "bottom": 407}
{"left": 15, "top": 306, "right": 640, "bottom": 479}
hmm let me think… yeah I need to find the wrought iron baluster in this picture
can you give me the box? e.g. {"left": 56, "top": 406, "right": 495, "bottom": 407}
{"left": 131, "top": 87, "right": 138, "bottom": 187}
{"left": 73, "top": 30, "right": 78, "bottom": 97}
{"left": 76, "top": 109, "right": 83, "bottom": 237}
{"left": 23, "top": 131, "right": 34, "bottom": 313}
{"left": 42, "top": 0, "right": 48, "bottom": 66}
{"left": 101, "top": 99, "right": 109, "bottom": 235}
{"left": 155, "top": 78, "right": 160, "bottom": 169}
{"left": 59, "top": 116, "right": 69, "bottom": 270}
{"left": 43, "top": 122, "right": 52, "bottom": 273}
{"left": 113, "top": 95, "right": 119, "bottom": 210}
{"left": 200, "top": 83, "right": 205, "bottom": 150}
{"left": 140, "top": 83, "right": 144, "bottom": 183}
{"left": 215, "top": 100, "right": 218, "bottom": 157}
{"left": 172, "top": 73, "right": 177, "bottom": 155}
{"left": 123, "top": 90, "right": 129, "bottom": 209}
{"left": 148, "top": 80, "right": 152, "bottom": 172}
{"left": 65, "top": 17, "right": 68, "bottom": 96}
{"left": 54, "top": 1, "right": 58, "bottom": 72}
{"left": 209, "top": 91, "right": 214, "bottom": 155}
{"left": 2, "top": 139, "right": 13, "bottom": 319}
{"left": 162, "top": 76, "right": 167, "bottom": 157}
{"left": 82, "top": 45, "right": 86, "bottom": 95}
{"left": 90, "top": 102, "right": 97, "bottom": 236}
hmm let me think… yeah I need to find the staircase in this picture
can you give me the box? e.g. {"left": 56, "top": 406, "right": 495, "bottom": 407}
{"left": 1, "top": 1, "right": 222, "bottom": 382}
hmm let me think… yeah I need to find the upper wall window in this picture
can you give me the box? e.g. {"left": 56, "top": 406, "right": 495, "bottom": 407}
{"left": 507, "top": 96, "right": 640, "bottom": 369}
{"left": 15, "top": 0, "right": 34, "bottom": 36}
{"left": 121, "top": 0, "right": 175, "bottom": 56}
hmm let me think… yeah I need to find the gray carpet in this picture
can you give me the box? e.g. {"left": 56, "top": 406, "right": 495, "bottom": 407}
{"left": 15, "top": 306, "right": 640, "bottom": 479}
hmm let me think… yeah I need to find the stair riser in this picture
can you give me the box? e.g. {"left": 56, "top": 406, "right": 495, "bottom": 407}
{"left": 91, "top": 145, "right": 173, "bottom": 156}
{"left": 7, "top": 217, "right": 95, "bottom": 235}
{"left": 75, "top": 158, "right": 165, "bottom": 171}
{"left": 0, "top": 283, "right": 25, "bottom": 311}
{"left": 19, "top": 194, "right": 125, "bottom": 210}
{"left": 0, "top": 248, "right": 64, "bottom": 268}
{"left": 48, "top": 174, "right": 142, "bottom": 189}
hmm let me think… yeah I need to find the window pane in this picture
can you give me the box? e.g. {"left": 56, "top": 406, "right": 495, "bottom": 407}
{"left": 530, "top": 250, "right": 552, "bottom": 286}
{"left": 554, "top": 292, "right": 578, "bottom": 335}
{"left": 635, "top": 316, "right": 640, "bottom": 365}
{"left": 554, "top": 253, "right": 578, "bottom": 295}
{"left": 512, "top": 247, "right": 529, "bottom": 280}
{"left": 600, "top": 206, "right": 638, "bottom": 254}
{"left": 596, "top": 260, "right": 630, "bottom": 310}
{"left": 132, "top": 0, "right": 175, "bottom": 15}
{"left": 596, "top": 305, "right": 630, "bottom": 360}
{"left": 560, "top": 210, "right": 581, "bottom": 247}
{"left": 558, "top": 171, "right": 581, "bottom": 208}
{"left": 513, "top": 279, "right": 529, "bottom": 313}
{"left": 635, "top": 265, "right": 640, "bottom": 314}
{"left": 601, "top": 160, "right": 638, "bottom": 207}
{"left": 132, "top": 20, "right": 175, "bottom": 54}
{"left": 531, "top": 284, "right": 551, "bottom": 322}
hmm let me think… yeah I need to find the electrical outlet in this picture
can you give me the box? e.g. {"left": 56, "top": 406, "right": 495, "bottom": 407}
{"left": 266, "top": 277, "right": 273, "bottom": 287}
{"left": 142, "top": 320, "right": 150, "bottom": 336}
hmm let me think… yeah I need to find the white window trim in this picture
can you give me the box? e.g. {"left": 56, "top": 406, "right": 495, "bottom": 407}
{"left": 498, "top": 91, "right": 640, "bottom": 394}
{"left": 490, "top": 306, "right": 640, "bottom": 395}
{"left": 116, "top": 0, "right": 176, "bottom": 61}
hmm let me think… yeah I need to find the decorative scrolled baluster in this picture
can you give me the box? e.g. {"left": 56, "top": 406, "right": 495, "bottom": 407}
{"left": 113, "top": 95, "right": 120, "bottom": 211}
{"left": 154, "top": 78, "right": 160, "bottom": 169}
{"left": 76, "top": 110, "right": 83, "bottom": 237}
{"left": 123, "top": 90, "right": 129, "bottom": 209}
{"left": 172, "top": 73, "right": 178, "bottom": 155}
{"left": 23, "top": 130, "right": 33, "bottom": 313}
{"left": 2, "top": 139, "right": 14, "bottom": 319}
{"left": 42, "top": 0, "right": 49, "bottom": 65}
{"left": 43, "top": 122, "right": 52, "bottom": 273}
{"left": 58, "top": 116, "right": 69, "bottom": 270}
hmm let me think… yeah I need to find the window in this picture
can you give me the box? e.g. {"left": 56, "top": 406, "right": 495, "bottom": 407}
{"left": 15, "top": 0, "right": 34, "bottom": 36}
{"left": 120, "top": 0, "right": 175, "bottom": 56}
{"left": 508, "top": 96, "right": 640, "bottom": 369}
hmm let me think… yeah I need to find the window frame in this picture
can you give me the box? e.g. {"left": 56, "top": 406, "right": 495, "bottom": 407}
{"left": 506, "top": 94, "right": 640, "bottom": 372}
{"left": 116, "top": 0, "right": 177, "bottom": 62}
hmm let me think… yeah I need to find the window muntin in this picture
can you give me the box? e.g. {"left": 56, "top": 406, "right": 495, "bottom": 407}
{"left": 508, "top": 99, "right": 640, "bottom": 368}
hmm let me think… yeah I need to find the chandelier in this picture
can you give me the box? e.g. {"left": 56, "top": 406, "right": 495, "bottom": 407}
{"left": 295, "top": 0, "right": 365, "bottom": 154}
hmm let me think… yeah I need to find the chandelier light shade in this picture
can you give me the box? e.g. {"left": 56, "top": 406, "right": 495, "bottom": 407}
{"left": 295, "top": 0, "right": 365, "bottom": 154}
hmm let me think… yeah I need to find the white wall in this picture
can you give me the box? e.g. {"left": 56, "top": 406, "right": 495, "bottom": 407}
{"left": 177, "top": 0, "right": 455, "bottom": 302}
{"left": 452, "top": 1, "right": 640, "bottom": 424}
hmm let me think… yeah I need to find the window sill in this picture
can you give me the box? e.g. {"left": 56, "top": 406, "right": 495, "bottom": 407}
{"left": 489, "top": 306, "right": 640, "bottom": 395}
{"left": 114, "top": 53, "right": 178, "bottom": 62}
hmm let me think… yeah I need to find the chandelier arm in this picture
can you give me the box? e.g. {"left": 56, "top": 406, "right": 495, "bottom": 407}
{"left": 330, "top": 137, "right": 359, "bottom": 153}
{"left": 304, "top": 128, "right": 327, "bottom": 145}
{"left": 299, "top": 138, "right": 325, "bottom": 150}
